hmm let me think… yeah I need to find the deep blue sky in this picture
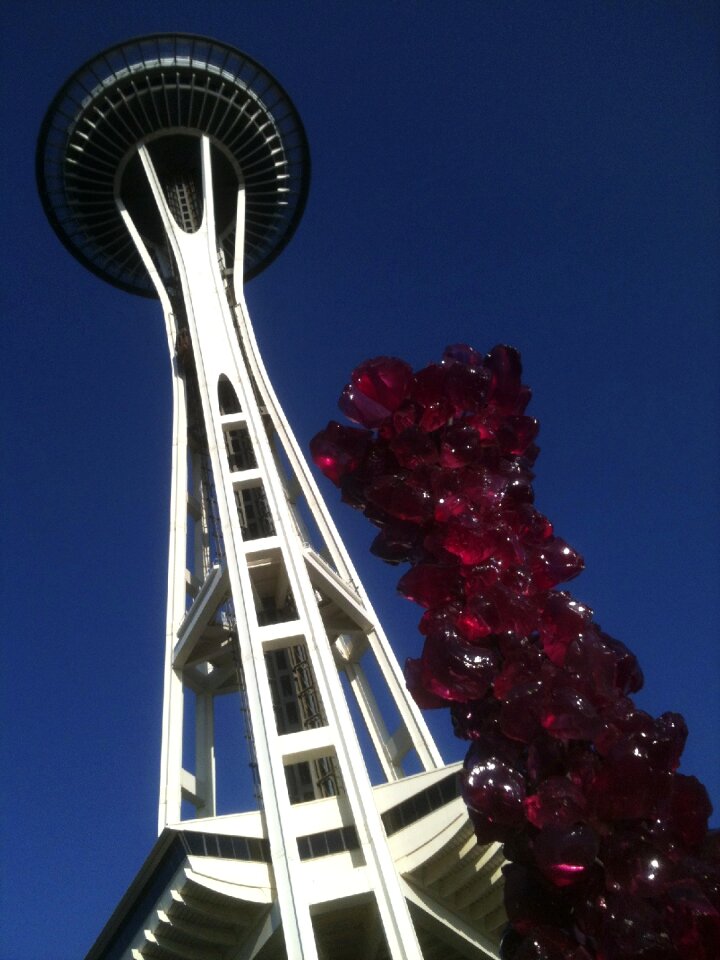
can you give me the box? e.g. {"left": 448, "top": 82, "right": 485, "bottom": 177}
{"left": 1, "top": 3, "right": 718, "bottom": 958}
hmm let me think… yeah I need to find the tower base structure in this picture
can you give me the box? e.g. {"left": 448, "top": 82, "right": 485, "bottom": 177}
{"left": 86, "top": 765, "right": 505, "bottom": 960}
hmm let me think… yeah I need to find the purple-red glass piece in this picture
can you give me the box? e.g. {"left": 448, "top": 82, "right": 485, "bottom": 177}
{"left": 505, "top": 504, "right": 554, "bottom": 544}
{"left": 454, "top": 592, "right": 503, "bottom": 640}
{"left": 664, "top": 879, "right": 720, "bottom": 960}
{"left": 352, "top": 356, "right": 413, "bottom": 413}
{"left": 370, "top": 521, "right": 422, "bottom": 564}
{"left": 529, "top": 538, "right": 585, "bottom": 590}
{"left": 461, "top": 755, "right": 526, "bottom": 828}
{"left": 319, "top": 342, "right": 715, "bottom": 958}
{"left": 511, "top": 927, "right": 593, "bottom": 960}
{"left": 524, "top": 777, "right": 587, "bottom": 829}
{"left": 409, "top": 364, "right": 449, "bottom": 406}
{"left": 596, "top": 893, "right": 678, "bottom": 960}
{"left": 498, "top": 415, "right": 540, "bottom": 456}
{"left": 527, "top": 736, "right": 569, "bottom": 784}
{"left": 485, "top": 344, "right": 523, "bottom": 413}
{"left": 597, "top": 709, "right": 688, "bottom": 774}
{"left": 397, "top": 563, "right": 465, "bottom": 607}
{"left": 403, "top": 657, "right": 448, "bottom": 708}
{"left": 365, "top": 474, "right": 432, "bottom": 523}
{"left": 440, "top": 421, "right": 482, "bottom": 468}
{"left": 419, "top": 626, "right": 498, "bottom": 702}
{"left": 310, "top": 421, "right": 371, "bottom": 485}
{"left": 445, "top": 362, "right": 490, "bottom": 413}
{"left": 419, "top": 398, "right": 454, "bottom": 432}
{"left": 450, "top": 698, "right": 501, "bottom": 741}
{"left": 533, "top": 823, "right": 599, "bottom": 887}
{"left": 602, "top": 832, "right": 675, "bottom": 899}
{"left": 429, "top": 515, "right": 501, "bottom": 566}
{"left": 502, "top": 863, "right": 571, "bottom": 936}
{"left": 338, "top": 383, "right": 392, "bottom": 427}
{"left": 499, "top": 680, "right": 546, "bottom": 743}
{"left": 600, "top": 634, "right": 644, "bottom": 695}
{"left": 539, "top": 680, "right": 601, "bottom": 742}
{"left": 667, "top": 775, "right": 713, "bottom": 850}
{"left": 443, "top": 342, "right": 484, "bottom": 366}
{"left": 388, "top": 426, "right": 438, "bottom": 469}
{"left": 538, "top": 592, "right": 593, "bottom": 666}
{"left": 391, "top": 400, "right": 419, "bottom": 433}
{"left": 591, "top": 753, "right": 672, "bottom": 822}
{"left": 468, "top": 806, "right": 516, "bottom": 845}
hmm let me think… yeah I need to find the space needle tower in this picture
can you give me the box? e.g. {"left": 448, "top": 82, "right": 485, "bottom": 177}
{"left": 37, "top": 35, "right": 505, "bottom": 960}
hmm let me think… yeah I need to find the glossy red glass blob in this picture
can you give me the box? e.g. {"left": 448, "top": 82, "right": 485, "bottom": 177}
{"left": 419, "top": 626, "right": 498, "bottom": 702}
{"left": 529, "top": 538, "right": 585, "bottom": 590}
{"left": 443, "top": 342, "right": 484, "bottom": 366}
{"left": 502, "top": 863, "right": 572, "bottom": 937}
{"left": 505, "top": 504, "right": 554, "bottom": 544}
{"left": 524, "top": 777, "right": 587, "bottom": 829}
{"left": 429, "top": 515, "right": 501, "bottom": 565}
{"left": 539, "top": 681, "right": 600, "bottom": 742}
{"left": 510, "top": 926, "right": 593, "bottom": 960}
{"left": 310, "top": 421, "right": 371, "bottom": 485}
{"left": 595, "top": 893, "right": 679, "bottom": 960}
{"left": 485, "top": 344, "right": 523, "bottom": 413}
{"left": 352, "top": 356, "right": 413, "bottom": 412}
{"left": 445, "top": 362, "right": 491, "bottom": 413}
{"left": 667, "top": 775, "right": 713, "bottom": 850}
{"left": 370, "top": 521, "right": 423, "bottom": 564}
{"left": 403, "top": 657, "right": 447, "bottom": 709}
{"left": 450, "top": 698, "right": 501, "bottom": 741}
{"left": 533, "top": 823, "right": 599, "bottom": 887}
{"left": 664, "top": 879, "right": 720, "bottom": 960}
{"left": 338, "top": 383, "right": 393, "bottom": 427}
{"left": 440, "top": 421, "right": 482, "bottom": 468}
{"left": 396, "top": 563, "right": 465, "bottom": 608}
{"left": 388, "top": 426, "right": 438, "bottom": 469}
{"left": 418, "top": 398, "right": 454, "bottom": 432}
{"left": 365, "top": 474, "right": 432, "bottom": 523}
{"left": 463, "top": 725, "right": 526, "bottom": 769}
{"left": 592, "top": 752, "right": 672, "bottom": 822}
{"left": 319, "top": 342, "right": 715, "bottom": 960}
{"left": 498, "top": 415, "right": 540, "bottom": 456}
{"left": 499, "top": 680, "right": 546, "bottom": 744}
{"left": 602, "top": 832, "right": 675, "bottom": 899}
{"left": 461, "top": 755, "right": 526, "bottom": 828}
{"left": 538, "top": 592, "right": 593, "bottom": 666}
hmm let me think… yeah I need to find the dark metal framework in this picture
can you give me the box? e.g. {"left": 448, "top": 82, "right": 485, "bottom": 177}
{"left": 36, "top": 34, "right": 310, "bottom": 296}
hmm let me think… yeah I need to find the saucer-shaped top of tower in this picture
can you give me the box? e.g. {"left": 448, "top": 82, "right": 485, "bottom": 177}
{"left": 37, "top": 34, "right": 310, "bottom": 296}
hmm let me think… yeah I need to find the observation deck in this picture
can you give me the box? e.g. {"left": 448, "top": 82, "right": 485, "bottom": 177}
{"left": 36, "top": 34, "right": 310, "bottom": 296}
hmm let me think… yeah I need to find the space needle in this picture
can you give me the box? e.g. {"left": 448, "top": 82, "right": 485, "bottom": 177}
{"left": 37, "top": 34, "right": 505, "bottom": 960}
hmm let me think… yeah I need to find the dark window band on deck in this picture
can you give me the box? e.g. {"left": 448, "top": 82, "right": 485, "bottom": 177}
{"left": 297, "top": 825, "right": 360, "bottom": 860}
{"left": 381, "top": 772, "right": 460, "bottom": 836}
{"left": 180, "top": 831, "right": 270, "bottom": 862}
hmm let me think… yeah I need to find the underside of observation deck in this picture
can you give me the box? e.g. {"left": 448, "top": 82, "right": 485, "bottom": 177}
{"left": 85, "top": 768, "right": 506, "bottom": 960}
{"left": 36, "top": 34, "right": 310, "bottom": 295}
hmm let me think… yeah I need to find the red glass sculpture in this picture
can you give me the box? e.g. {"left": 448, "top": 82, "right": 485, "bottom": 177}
{"left": 312, "top": 347, "right": 718, "bottom": 958}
